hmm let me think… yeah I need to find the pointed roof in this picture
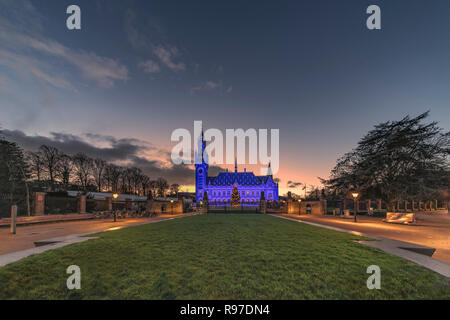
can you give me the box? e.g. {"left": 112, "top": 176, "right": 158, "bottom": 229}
{"left": 267, "top": 162, "right": 273, "bottom": 176}
{"left": 207, "top": 169, "right": 277, "bottom": 187}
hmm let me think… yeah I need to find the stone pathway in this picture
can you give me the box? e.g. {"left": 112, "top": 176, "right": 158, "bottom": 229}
{"left": 0, "top": 213, "right": 95, "bottom": 227}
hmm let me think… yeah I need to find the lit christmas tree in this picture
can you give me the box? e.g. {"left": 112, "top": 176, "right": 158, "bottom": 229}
{"left": 230, "top": 185, "right": 241, "bottom": 207}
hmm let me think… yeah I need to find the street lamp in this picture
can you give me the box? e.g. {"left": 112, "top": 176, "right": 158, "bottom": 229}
{"left": 171, "top": 199, "right": 174, "bottom": 215}
{"left": 113, "top": 193, "right": 119, "bottom": 222}
{"left": 352, "top": 192, "right": 359, "bottom": 222}
{"left": 298, "top": 199, "right": 302, "bottom": 215}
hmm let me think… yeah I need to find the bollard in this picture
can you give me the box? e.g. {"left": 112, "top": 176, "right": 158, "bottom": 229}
{"left": 11, "top": 205, "right": 17, "bottom": 234}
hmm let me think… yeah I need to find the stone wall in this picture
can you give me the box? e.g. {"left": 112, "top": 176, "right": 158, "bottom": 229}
{"left": 287, "top": 199, "right": 326, "bottom": 215}
{"left": 146, "top": 199, "right": 183, "bottom": 214}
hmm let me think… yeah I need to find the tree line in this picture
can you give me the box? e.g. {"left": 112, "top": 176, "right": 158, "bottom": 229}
{"left": 1, "top": 138, "right": 181, "bottom": 198}
{"left": 27, "top": 144, "right": 180, "bottom": 197}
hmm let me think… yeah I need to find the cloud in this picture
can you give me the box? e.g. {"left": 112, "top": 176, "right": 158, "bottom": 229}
{"left": 152, "top": 45, "right": 185, "bottom": 72}
{"left": 0, "top": 3, "right": 128, "bottom": 89}
{"left": 124, "top": 9, "right": 165, "bottom": 50}
{"left": 0, "top": 0, "right": 44, "bottom": 33}
{"left": 139, "top": 60, "right": 161, "bottom": 73}
{"left": 1, "top": 129, "right": 146, "bottom": 162}
{"left": 125, "top": 9, "right": 185, "bottom": 73}
{"left": 129, "top": 155, "right": 224, "bottom": 185}
{"left": 191, "top": 80, "right": 232, "bottom": 95}
{"left": 23, "top": 35, "right": 129, "bottom": 88}
{"left": 0, "top": 48, "right": 76, "bottom": 91}
{"left": 1, "top": 128, "right": 224, "bottom": 185}
{"left": 287, "top": 180, "right": 303, "bottom": 188}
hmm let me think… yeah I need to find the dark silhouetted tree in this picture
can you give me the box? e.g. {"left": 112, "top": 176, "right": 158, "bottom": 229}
{"left": 323, "top": 112, "right": 449, "bottom": 210}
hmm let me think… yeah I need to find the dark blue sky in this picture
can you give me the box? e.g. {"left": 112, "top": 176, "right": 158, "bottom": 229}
{"left": 1, "top": 0, "right": 449, "bottom": 191}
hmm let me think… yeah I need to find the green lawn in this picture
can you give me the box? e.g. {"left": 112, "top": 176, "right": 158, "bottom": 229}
{"left": 0, "top": 214, "right": 448, "bottom": 299}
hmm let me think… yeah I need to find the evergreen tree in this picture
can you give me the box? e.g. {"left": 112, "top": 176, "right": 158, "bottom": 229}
{"left": 0, "top": 138, "right": 31, "bottom": 217}
{"left": 323, "top": 112, "right": 449, "bottom": 210}
{"left": 230, "top": 185, "right": 241, "bottom": 207}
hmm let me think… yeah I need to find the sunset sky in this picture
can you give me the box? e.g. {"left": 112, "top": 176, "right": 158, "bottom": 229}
{"left": 1, "top": 0, "right": 449, "bottom": 195}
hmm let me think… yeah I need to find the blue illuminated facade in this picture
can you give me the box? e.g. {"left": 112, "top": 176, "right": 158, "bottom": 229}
{"left": 195, "top": 133, "right": 279, "bottom": 205}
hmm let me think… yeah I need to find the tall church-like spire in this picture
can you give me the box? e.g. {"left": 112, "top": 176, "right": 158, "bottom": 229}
{"left": 267, "top": 162, "right": 273, "bottom": 176}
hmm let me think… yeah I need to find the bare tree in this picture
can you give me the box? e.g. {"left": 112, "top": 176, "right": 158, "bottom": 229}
{"left": 104, "top": 164, "right": 122, "bottom": 193}
{"left": 92, "top": 158, "right": 106, "bottom": 192}
{"left": 56, "top": 154, "right": 73, "bottom": 188}
{"left": 129, "top": 167, "right": 143, "bottom": 195}
{"left": 27, "top": 151, "right": 44, "bottom": 182}
{"left": 170, "top": 183, "right": 180, "bottom": 196}
{"left": 120, "top": 168, "right": 130, "bottom": 193}
{"left": 39, "top": 145, "right": 61, "bottom": 189}
{"left": 149, "top": 180, "right": 158, "bottom": 198}
{"left": 141, "top": 174, "right": 151, "bottom": 197}
{"left": 155, "top": 177, "right": 169, "bottom": 197}
{"left": 72, "top": 153, "right": 93, "bottom": 191}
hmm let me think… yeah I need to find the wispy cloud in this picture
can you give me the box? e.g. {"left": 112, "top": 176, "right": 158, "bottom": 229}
{"left": 0, "top": 48, "right": 76, "bottom": 91}
{"left": 287, "top": 181, "right": 303, "bottom": 188}
{"left": 23, "top": 35, "right": 128, "bottom": 88}
{"left": 139, "top": 60, "right": 161, "bottom": 73}
{"left": 0, "top": 2, "right": 129, "bottom": 89}
{"left": 191, "top": 80, "right": 232, "bottom": 95}
{"left": 125, "top": 9, "right": 185, "bottom": 73}
{"left": 152, "top": 45, "right": 186, "bottom": 72}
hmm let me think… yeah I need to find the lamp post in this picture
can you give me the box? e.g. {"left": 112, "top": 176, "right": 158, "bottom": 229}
{"left": 171, "top": 199, "right": 174, "bottom": 215}
{"left": 352, "top": 192, "right": 359, "bottom": 222}
{"left": 298, "top": 199, "right": 302, "bottom": 215}
{"left": 113, "top": 193, "right": 119, "bottom": 222}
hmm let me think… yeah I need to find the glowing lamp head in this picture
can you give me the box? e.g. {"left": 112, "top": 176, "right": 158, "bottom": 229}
{"left": 113, "top": 193, "right": 119, "bottom": 199}
{"left": 170, "top": 200, "right": 174, "bottom": 203}
{"left": 352, "top": 192, "right": 359, "bottom": 199}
